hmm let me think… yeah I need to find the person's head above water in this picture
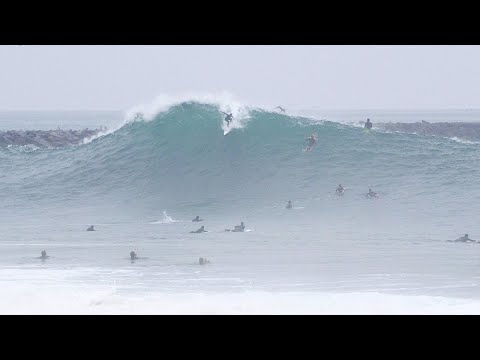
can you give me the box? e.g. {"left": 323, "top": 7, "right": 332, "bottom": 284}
{"left": 41, "top": 250, "right": 47, "bottom": 257}
{"left": 367, "top": 119, "right": 371, "bottom": 122}
{"left": 130, "top": 251, "right": 137, "bottom": 259}
{"left": 200, "top": 226, "right": 205, "bottom": 230}
{"left": 465, "top": 234, "right": 469, "bottom": 238}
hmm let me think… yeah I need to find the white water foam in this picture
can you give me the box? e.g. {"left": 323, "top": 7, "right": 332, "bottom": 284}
{"left": 150, "top": 210, "right": 178, "bottom": 224}
{"left": 1, "top": 283, "right": 480, "bottom": 314}
{"left": 447, "top": 137, "right": 480, "bottom": 145}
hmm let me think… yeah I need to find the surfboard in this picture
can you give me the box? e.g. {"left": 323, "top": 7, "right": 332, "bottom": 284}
{"left": 223, "top": 122, "right": 234, "bottom": 135}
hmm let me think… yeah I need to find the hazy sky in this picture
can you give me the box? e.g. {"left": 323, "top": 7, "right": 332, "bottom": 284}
{"left": 1, "top": 45, "right": 480, "bottom": 111}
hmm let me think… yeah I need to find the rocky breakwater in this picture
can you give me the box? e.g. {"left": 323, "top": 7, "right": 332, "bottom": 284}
{"left": 375, "top": 122, "right": 480, "bottom": 142}
{"left": 0, "top": 128, "right": 105, "bottom": 148}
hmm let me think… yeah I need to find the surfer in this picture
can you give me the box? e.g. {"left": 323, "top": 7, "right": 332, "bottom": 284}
{"left": 191, "top": 225, "right": 207, "bottom": 233}
{"left": 275, "top": 106, "right": 286, "bottom": 113}
{"left": 225, "top": 222, "right": 246, "bottom": 232}
{"left": 199, "top": 257, "right": 210, "bottom": 265}
{"left": 130, "top": 251, "right": 138, "bottom": 260}
{"left": 336, "top": 184, "right": 345, "bottom": 195}
{"left": 364, "top": 118, "right": 373, "bottom": 130}
{"left": 86, "top": 225, "right": 95, "bottom": 231}
{"left": 455, "top": 234, "right": 475, "bottom": 243}
{"left": 233, "top": 222, "right": 246, "bottom": 232}
{"left": 221, "top": 112, "right": 233, "bottom": 127}
{"left": 366, "top": 189, "right": 378, "bottom": 198}
{"left": 305, "top": 134, "right": 317, "bottom": 152}
{"left": 40, "top": 250, "right": 49, "bottom": 259}
{"left": 192, "top": 216, "right": 203, "bottom": 222}
{"left": 286, "top": 200, "right": 293, "bottom": 209}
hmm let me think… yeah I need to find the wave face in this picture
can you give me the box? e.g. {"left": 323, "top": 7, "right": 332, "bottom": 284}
{"left": 4, "top": 102, "right": 480, "bottom": 313}
{"left": 2, "top": 101, "right": 480, "bottom": 218}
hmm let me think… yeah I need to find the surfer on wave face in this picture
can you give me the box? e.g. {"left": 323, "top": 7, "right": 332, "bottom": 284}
{"left": 221, "top": 112, "right": 233, "bottom": 127}
{"left": 365, "top": 118, "right": 373, "bottom": 130}
{"left": 305, "top": 134, "right": 317, "bottom": 151}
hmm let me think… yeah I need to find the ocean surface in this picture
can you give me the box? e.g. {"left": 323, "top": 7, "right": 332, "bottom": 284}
{"left": 2, "top": 96, "right": 480, "bottom": 314}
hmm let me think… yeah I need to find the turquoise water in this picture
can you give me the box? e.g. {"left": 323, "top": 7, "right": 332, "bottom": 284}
{"left": 1, "top": 102, "right": 480, "bottom": 314}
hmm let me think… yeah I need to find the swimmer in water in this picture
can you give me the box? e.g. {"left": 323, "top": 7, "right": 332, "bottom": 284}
{"left": 455, "top": 234, "right": 475, "bottom": 243}
{"left": 199, "top": 257, "right": 211, "bottom": 265}
{"left": 191, "top": 225, "right": 207, "bottom": 233}
{"left": 221, "top": 112, "right": 233, "bottom": 127}
{"left": 86, "top": 225, "right": 95, "bottom": 231}
{"left": 40, "top": 250, "right": 49, "bottom": 259}
{"left": 130, "top": 251, "right": 138, "bottom": 260}
{"left": 336, "top": 184, "right": 345, "bottom": 195}
{"left": 366, "top": 189, "right": 378, "bottom": 198}
{"left": 192, "top": 216, "right": 203, "bottom": 222}
{"left": 286, "top": 200, "right": 293, "bottom": 209}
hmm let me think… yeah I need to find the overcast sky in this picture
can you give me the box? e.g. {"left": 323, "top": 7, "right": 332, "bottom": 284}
{"left": 1, "top": 45, "right": 480, "bottom": 111}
